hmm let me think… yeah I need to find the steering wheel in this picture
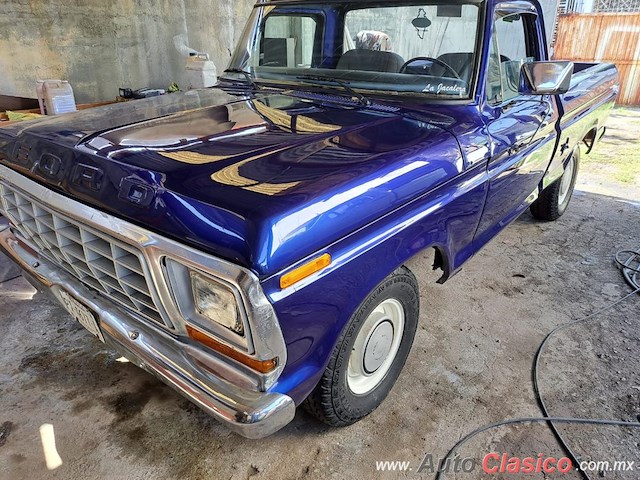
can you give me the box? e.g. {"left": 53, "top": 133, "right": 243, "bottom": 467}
{"left": 399, "top": 56, "right": 461, "bottom": 80}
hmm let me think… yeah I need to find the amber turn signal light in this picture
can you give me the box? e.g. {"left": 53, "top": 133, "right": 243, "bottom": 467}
{"left": 280, "top": 253, "right": 332, "bottom": 289}
{"left": 186, "top": 325, "right": 278, "bottom": 374}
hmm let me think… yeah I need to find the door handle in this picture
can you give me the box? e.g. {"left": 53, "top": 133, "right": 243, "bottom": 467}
{"left": 509, "top": 142, "right": 528, "bottom": 156}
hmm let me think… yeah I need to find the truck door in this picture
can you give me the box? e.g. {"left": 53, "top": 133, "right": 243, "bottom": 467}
{"left": 474, "top": 8, "right": 559, "bottom": 247}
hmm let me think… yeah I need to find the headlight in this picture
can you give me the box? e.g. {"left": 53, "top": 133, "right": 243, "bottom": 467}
{"left": 190, "top": 270, "right": 244, "bottom": 335}
{"left": 164, "top": 258, "right": 250, "bottom": 350}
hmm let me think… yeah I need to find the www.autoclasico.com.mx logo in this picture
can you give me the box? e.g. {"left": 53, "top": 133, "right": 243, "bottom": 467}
{"left": 375, "top": 453, "right": 636, "bottom": 474}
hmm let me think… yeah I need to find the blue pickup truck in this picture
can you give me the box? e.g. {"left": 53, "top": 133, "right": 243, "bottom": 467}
{"left": 0, "top": 0, "right": 619, "bottom": 438}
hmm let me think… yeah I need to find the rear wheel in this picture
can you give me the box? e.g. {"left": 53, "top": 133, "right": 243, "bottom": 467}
{"left": 530, "top": 148, "right": 580, "bottom": 221}
{"left": 303, "top": 266, "right": 419, "bottom": 427}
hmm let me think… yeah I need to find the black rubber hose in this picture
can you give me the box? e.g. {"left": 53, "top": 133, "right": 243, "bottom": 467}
{"left": 615, "top": 250, "right": 640, "bottom": 291}
{"left": 435, "top": 251, "right": 640, "bottom": 480}
{"left": 434, "top": 417, "right": 640, "bottom": 480}
{"left": 532, "top": 285, "right": 640, "bottom": 480}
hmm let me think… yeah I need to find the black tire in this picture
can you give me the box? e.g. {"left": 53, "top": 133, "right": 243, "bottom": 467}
{"left": 530, "top": 148, "right": 580, "bottom": 221}
{"left": 303, "top": 266, "right": 419, "bottom": 427}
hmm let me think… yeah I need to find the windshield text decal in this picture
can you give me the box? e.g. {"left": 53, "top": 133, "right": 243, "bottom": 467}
{"left": 423, "top": 83, "right": 467, "bottom": 95}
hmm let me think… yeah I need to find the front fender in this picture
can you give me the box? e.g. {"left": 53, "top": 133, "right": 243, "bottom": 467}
{"left": 262, "top": 163, "right": 488, "bottom": 404}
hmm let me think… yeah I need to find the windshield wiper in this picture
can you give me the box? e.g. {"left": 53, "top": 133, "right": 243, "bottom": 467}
{"left": 296, "top": 74, "right": 371, "bottom": 106}
{"left": 223, "top": 68, "right": 262, "bottom": 90}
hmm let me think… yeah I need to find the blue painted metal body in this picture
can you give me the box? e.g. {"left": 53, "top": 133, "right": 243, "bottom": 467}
{"left": 0, "top": 0, "right": 618, "bottom": 405}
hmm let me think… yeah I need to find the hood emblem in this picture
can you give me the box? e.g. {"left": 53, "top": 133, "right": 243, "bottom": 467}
{"left": 72, "top": 164, "right": 104, "bottom": 192}
{"left": 118, "top": 177, "right": 155, "bottom": 207}
{"left": 38, "top": 153, "right": 63, "bottom": 178}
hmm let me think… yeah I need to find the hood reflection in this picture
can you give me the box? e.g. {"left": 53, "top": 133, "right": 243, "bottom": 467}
{"left": 81, "top": 92, "right": 442, "bottom": 197}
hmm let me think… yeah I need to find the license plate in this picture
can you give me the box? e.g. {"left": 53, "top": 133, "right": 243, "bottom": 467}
{"left": 58, "top": 290, "right": 105, "bottom": 343}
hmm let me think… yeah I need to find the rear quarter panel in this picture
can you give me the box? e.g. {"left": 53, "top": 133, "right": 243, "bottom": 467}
{"left": 543, "top": 62, "right": 619, "bottom": 187}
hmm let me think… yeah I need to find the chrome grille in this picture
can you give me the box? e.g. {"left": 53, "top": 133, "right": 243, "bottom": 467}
{"left": 0, "top": 181, "right": 172, "bottom": 329}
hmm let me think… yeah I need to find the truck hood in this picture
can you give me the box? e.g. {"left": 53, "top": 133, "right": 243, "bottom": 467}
{"left": 0, "top": 88, "right": 464, "bottom": 277}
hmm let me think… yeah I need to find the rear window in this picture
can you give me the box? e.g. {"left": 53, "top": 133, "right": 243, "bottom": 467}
{"left": 344, "top": 5, "right": 478, "bottom": 60}
{"left": 262, "top": 15, "right": 320, "bottom": 68}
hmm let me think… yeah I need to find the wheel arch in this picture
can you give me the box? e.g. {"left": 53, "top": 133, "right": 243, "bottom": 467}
{"left": 266, "top": 239, "right": 457, "bottom": 401}
{"left": 402, "top": 244, "right": 452, "bottom": 285}
{"left": 582, "top": 126, "right": 599, "bottom": 154}
{"left": 264, "top": 169, "right": 487, "bottom": 403}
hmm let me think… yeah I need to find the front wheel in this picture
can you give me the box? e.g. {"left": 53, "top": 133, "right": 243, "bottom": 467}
{"left": 530, "top": 148, "right": 580, "bottom": 221}
{"left": 303, "top": 266, "right": 419, "bottom": 427}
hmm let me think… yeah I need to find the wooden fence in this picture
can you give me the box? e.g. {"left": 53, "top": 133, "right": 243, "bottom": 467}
{"left": 554, "top": 13, "right": 640, "bottom": 105}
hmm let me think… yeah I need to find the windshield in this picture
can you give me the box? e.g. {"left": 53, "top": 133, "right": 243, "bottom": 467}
{"left": 227, "top": 2, "right": 481, "bottom": 99}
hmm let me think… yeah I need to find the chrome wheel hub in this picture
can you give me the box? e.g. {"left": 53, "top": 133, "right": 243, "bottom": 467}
{"left": 363, "top": 320, "right": 394, "bottom": 373}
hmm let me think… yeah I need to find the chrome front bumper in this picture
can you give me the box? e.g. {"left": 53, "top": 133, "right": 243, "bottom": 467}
{"left": 0, "top": 218, "right": 295, "bottom": 439}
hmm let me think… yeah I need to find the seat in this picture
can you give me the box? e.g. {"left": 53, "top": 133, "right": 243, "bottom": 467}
{"left": 337, "top": 49, "right": 404, "bottom": 73}
{"left": 337, "top": 29, "right": 404, "bottom": 73}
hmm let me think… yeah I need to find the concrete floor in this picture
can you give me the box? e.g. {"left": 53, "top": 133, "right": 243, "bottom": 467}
{"left": 1, "top": 176, "right": 639, "bottom": 478}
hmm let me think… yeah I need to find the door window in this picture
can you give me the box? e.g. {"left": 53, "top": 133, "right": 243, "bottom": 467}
{"left": 261, "top": 15, "right": 319, "bottom": 68}
{"left": 486, "top": 13, "right": 538, "bottom": 104}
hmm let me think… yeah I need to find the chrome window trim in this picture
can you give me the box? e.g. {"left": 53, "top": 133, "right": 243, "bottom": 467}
{"left": 0, "top": 164, "right": 287, "bottom": 388}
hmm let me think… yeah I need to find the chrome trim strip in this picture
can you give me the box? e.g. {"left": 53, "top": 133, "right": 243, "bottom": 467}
{"left": 0, "top": 220, "right": 295, "bottom": 439}
{"left": 0, "top": 164, "right": 287, "bottom": 389}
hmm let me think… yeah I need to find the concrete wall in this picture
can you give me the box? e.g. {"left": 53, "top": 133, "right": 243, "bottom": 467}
{"left": 0, "top": 0, "right": 255, "bottom": 103}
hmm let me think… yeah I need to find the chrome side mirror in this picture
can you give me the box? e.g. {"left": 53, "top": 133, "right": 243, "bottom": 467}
{"left": 519, "top": 61, "right": 574, "bottom": 95}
